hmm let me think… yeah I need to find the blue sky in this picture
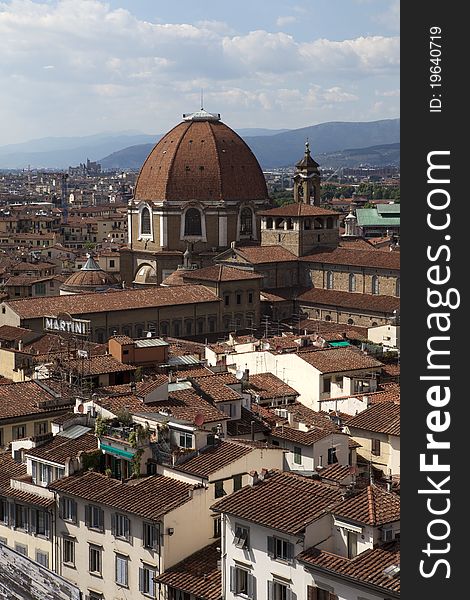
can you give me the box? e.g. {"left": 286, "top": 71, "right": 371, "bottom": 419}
{"left": 0, "top": 0, "right": 399, "bottom": 144}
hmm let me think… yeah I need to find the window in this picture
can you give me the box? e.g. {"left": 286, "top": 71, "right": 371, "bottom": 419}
{"left": 173, "top": 321, "right": 181, "bottom": 337}
{"left": 141, "top": 207, "right": 151, "bottom": 235}
{"left": 327, "top": 447, "right": 338, "bottom": 465}
{"left": 60, "top": 497, "right": 77, "bottom": 523}
{"left": 89, "top": 545, "right": 102, "bottom": 576}
{"left": 185, "top": 320, "right": 192, "bottom": 335}
{"left": 36, "top": 550, "right": 49, "bottom": 568}
{"left": 348, "top": 273, "right": 356, "bottom": 292}
{"left": 323, "top": 377, "right": 331, "bottom": 394}
{"left": 209, "top": 318, "right": 216, "bottom": 333}
{"left": 213, "top": 517, "right": 221, "bottom": 538}
{"left": 371, "top": 275, "right": 379, "bottom": 295}
{"left": 142, "top": 521, "right": 159, "bottom": 550}
{"left": 230, "top": 566, "right": 256, "bottom": 598}
{"left": 184, "top": 208, "right": 202, "bottom": 236}
{"left": 63, "top": 537, "right": 75, "bottom": 566}
{"left": 240, "top": 207, "right": 253, "bottom": 235}
{"left": 0, "top": 499, "right": 8, "bottom": 525}
{"left": 35, "top": 283, "right": 46, "bottom": 295}
{"left": 293, "top": 446, "right": 302, "bottom": 465}
{"left": 307, "top": 587, "right": 334, "bottom": 600}
{"left": 267, "top": 536, "right": 294, "bottom": 562}
{"left": 12, "top": 424, "right": 26, "bottom": 440}
{"left": 214, "top": 481, "right": 226, "bottom": 499}
{"left": 347, "top": 318, "right": 354, "bottom": 325}
{"left": 139, "top": 564, "right": 157, "bottom": 597}
{"left": 113, "top": 513, "right": 131, "bottom": 541}
{"left": 396, "top": 277, "right": 400, "bottom": 297}
{"left": 15, "top": 544, "right": 28, "bottom": 556}
{"left": 85, "top": 505, "right": 104, "bottom": 531}
{"left": 326, "top": 271, "right": 334, "bottom": 290}
{"left": 248, "top": 291, "right": 253, "bottom": 304}
{"left": 87, "top": 592, "right": 104, "bottom": 600}
{"left": 110, "top": 260, "right": 115, "bottom": 268}
{"left": 236, "top": 293, "right": 241, "bottom": 305}
{"left": 371, "top": 438, "right": 381, "bottom": 456}
{"left": 347, "top": 531, "right": 357, "bottom": 558}
{"left": 34, "top": 421, "right": 48, "bottom": 436}
{"left": 160, "top": 322, "right": 169, "bottom": 336}
{"left": 31, "top": 509, "right": 49, "bottom": 538}
{"left": 115, "top": 553, "right": 129, "bottom": 587}
{"left": 233, "top": 473, "right": 243, "bottom": 492}
{"left": 179, "top": 431, "right": 193, "bottom": 449}
{"left": 39, "top": 463, "right": 53, "bottom": 485}
{"left": 224, "top": 294, "right": 230, "bottom": 307}
{"left": 267, "top": 580, "right": 295, "bottom": 600}
{"left": 14, "top": 504, "right": 27, "bottom": 530}
{"left": 0, "top": 428, "right": 3, "bottom": 446}
{"left": 382, "top": 526, "right": 394, "bottom": 542}
{"left": 234, "top": 524, "right": 250, "bottom": 549}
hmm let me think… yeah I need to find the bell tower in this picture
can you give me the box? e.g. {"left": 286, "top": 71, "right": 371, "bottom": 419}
{"left": 293, "top": 141, "right": 321, "bottom": 206}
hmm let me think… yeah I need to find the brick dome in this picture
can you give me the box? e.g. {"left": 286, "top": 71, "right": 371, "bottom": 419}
{"left": 134, "top": 111, "right": 268, "bottom": 202}
{"left": 60, "top": 255, "right": 120, "bottom": 294}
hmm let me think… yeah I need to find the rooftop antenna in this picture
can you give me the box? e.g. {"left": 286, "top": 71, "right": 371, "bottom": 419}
{"left": 201, "top": 88, "right": 204, "bottom": 110}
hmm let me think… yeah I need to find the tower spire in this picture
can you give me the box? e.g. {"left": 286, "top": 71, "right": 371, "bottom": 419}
{"left": 200, "top": 88, "right": 204, "bottom": 110}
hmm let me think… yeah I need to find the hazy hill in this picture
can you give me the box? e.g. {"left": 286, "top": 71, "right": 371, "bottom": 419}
{"left": 100, "top": 119, "right": 400, "bottom": 170}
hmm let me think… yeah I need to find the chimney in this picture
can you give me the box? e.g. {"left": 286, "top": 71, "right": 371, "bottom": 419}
{"left": 258, "top": 468, "right": 268, "bottom": 481}
{"left": 18, "top": 339, "right": 23, "bottom": 352}
{"left": 250, "top": 420, "right": 255, "bottom": 441}
{"left": 249, "top": 470, "right": 259, "bottom": 486}
{"left": 230, "top": 241, "right": 236, "bottom": 250}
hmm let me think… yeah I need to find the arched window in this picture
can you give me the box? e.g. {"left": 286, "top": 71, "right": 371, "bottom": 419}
{"left": 326, "top": 271, "right": 334, "bottom": 290}
{"left": 185, "top": 320, "right": 192, "bottom": 336}
{"left": 160, "top": 322, "right": 169, "bottom": 336}
{"left": 349, "top": 273, "right": 356, "bottom": 292}
{"left": 347, "top": 318, "right": 354, "bottom": 325}
{"left": 395, "top": 278, "right": 400, "bottom": 297}
{"left": 325, "top": 315, "right": 331, "bottom": 322}
{"left": 286, "top": 218, "right": 294, "bottom": 230}
{"left": 184, "top": 208, "right": 202, "bottom": 236}
{"left": 372, "top": 275, "right": 379, "bottom": 295}
{"left": 240, "top": 207, "right": 253, "bottom": 235}
{"left": 141, "top": 207, "right": 151, "bottom": 235}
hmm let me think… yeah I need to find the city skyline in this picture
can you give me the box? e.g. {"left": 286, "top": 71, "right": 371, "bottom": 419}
{"left": 0, "top": 0, "right": 399, "bottom": 145}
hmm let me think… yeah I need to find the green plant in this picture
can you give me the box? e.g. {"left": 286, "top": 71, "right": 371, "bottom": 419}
{"left": 128, "top": 430, "right": 138, "bottom": 448}
{"left": 82, "top": 450, "right": 102, "bottom": 472}
{"left": 94, "top": 415, "right": 106, "bottom": 438}
{"left": 115, "top": 408, "right": 133, "bottom": 427}
{"left": 131, "top": 449, "right": 144, "bottom": 478}
{"left": 105, "top": 467, "right": 113, "bottom": 478}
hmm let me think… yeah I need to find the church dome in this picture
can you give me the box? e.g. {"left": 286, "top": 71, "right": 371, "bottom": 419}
{"left": 60, "top": 255, "right": 120, "bottom": 295}
{"left": 134, "top": 110, "right": 268, "bottom": 203}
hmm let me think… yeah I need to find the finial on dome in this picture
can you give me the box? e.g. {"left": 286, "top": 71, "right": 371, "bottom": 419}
{"left": 305, "top": 139, "right": 310, "bottom": 154}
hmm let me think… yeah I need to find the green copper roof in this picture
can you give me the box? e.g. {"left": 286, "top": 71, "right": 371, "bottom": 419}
{"left": 356, "top": 207, "right": 400, "bottom": 227}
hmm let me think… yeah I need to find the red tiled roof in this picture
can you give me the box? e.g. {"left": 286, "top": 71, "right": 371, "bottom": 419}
{"left": 0, "top": 452, "right": 27, "bottom": 494}
{"left": 270, "top": 425, "right": 342, "bottom": 446}
{"left": 300, "top": 246, "right": 400, "bottom": 270}
{"left": 298, "top": 542, "right": 400, "bottom": 595}
{"left": 5, "top": 285, "right": 219, "bottom": 319}
{"left": 174, "top": 440, "right": 253, "bottom": 478}
{"left": 211, "top": 470, "right": 343, "bottom": 535}
{"left": 156, "top": 541, "right": 221, "bottom": 600}
{"left": 298, "top": 347, "right": 383, "bottom": 374}
{"left": 246, "top": 373, "right": 299, "bottom": 400}
{"left": 297, "top": 288, "right": 400, "bottom": 314}
{"left": 333, "top": 485, "right": 400, "bottom": 526}
{"left": 347, "top": 402, "right": 400, "bottom": 436}
{"left": 25, "top": 432, "right": 98, "bottom": 465}
{"left": 134, "top": 119, "right": 268, "bottom": 202}
{"left": 63, "top": 354, "right": 136, "bottom": 376}
{"left": 183, "top": 265, "right": 263, "bottom": 283}
{"left": 0, "top": 381, "right": 74, "bottom": 421}
{"left": 49, "top": 471, "right": 195, "bottom": 519}
{"left": 235, "top": 245, "right": 298, "bottom": 264}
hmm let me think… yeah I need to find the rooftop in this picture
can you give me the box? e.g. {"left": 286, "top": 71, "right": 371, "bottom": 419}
{"left": 297, "top": 288, "right": 400, "bottom": 314}
{"left": 298, "top": 347, "right": 383, "bottom": 374}
{"left": 333, "top": 485, "right": 400, "bottom": 526}
{"left": 346, "top": 402, "right": 400, "bottom": 436}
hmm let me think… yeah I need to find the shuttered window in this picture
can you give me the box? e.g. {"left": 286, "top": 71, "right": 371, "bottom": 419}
{"left": 229, "top": 566, "right": 256, "bottom": 598}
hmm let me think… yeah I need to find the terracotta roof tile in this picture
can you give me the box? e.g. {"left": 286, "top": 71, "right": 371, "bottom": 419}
{"left": 297, "top": 288, "right": 400, "bottom": 314}
{"left": 156, "top": 541, "right": 221, "bottom": 600}
{"left": 235, "top": 245, "right": 298, "bottom": 264}
{"left": 227, "top": 406, "right": 269, "bottom": 437}
{"left": 183, "top": 265, "right": 263, "bottom": 283}
{"left": 246, "top": 373, "right": 299, "bottom": 400}
{"left": 300, "top": 246, "right": 400, "bottom": 270}
{"left": 333, "top": 485, "right": 400, "bottom": 526}
{"left": 174, "top": 440, "right": 253, "bottom": 478}
{"left": 0, "top": 381, "right": 74, "bottom": 421}
{"left": 49, "top": 471, "right": 194, "bottom": 520}
{"left": 25, "top": 432, "right": 98, "bottom": 465}
{"left": 270, "top": 425, "right": 342, "bottom": 446}
{"left": 298, "top": 542, "right": 400, "bottom": 594}
{"left": 347, "top": 402, "right": 400, "bottom": 436}
{"left": 63, "top": 354, "right": 136, "bottom": 376}
{"left": 211, "top": 470, "right": 343, "bottom": 535}
{"left": 5, "top": 285, "right": 219, "bottom": 319}
{"left": 0, "top": 452, "right": 27, "bottom": 494}
{"left": 259, "top": 204, "right": 338, "bottom": 217}
{"left": 298, "top": 347, "right": 383, "bottom": 374}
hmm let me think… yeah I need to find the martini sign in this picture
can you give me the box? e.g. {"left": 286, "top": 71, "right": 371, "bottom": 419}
{"left": 44, "top": 313, "right": 90, "bottom": 335}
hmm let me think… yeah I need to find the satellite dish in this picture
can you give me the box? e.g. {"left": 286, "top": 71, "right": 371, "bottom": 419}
{"left": 235, "top": 369, "right": 244, "bottom": 380}
{"left": 194, "top": 413, "right": 204, "bottom": 427}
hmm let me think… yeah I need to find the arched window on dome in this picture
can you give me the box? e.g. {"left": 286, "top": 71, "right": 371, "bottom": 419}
{"left": 371, "top": 275, "right": 379, "bottom": 295}
{"left": 240, "top": 207, "right": 253, "bottom": 236}
{"left": 184, "top": 208, "right": 202, "bottom": 236}
{"left": 326, "top": 271, "right": 334, "bottom": 290}
{"left": 349, "top": 273, "right": 356, "bottom": 292}
{"left": 140, "top": 206, "right": 152, "bottom": 237}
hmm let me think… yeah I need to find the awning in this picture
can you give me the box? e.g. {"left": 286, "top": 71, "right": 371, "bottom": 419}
{"left": 100, "top": 443, "right": 134, "bottom": 460}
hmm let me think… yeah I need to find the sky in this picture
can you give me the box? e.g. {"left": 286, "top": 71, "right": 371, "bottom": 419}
{"left": 0, "top": 0, "right": 400, "bottom": 145}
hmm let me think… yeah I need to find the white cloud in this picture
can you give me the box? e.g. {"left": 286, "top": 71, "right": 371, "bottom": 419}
{"left": 0, "top": 0, "right": 399, "bottom": 142}
{"left": 276, "top": 15, "right": 298, "bottom": 27}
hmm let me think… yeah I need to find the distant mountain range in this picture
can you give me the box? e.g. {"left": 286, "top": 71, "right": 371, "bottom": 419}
{"left": 0, "top": 119, "right": 399, "bottom": 170}
{"left": 99, "top": 119, "right": 400, "bottom": 170}
{"left": 317, "top": 142, "right": 400, "bottom": 169}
